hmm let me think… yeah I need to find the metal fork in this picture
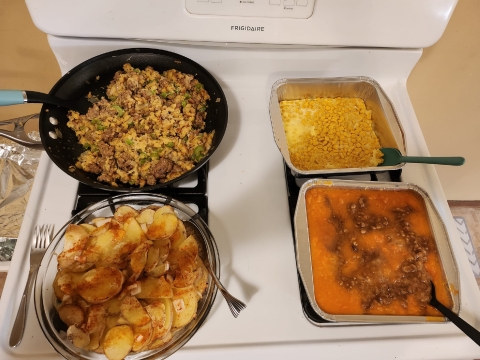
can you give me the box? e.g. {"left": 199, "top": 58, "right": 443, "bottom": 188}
{"left": 204, "top": 263, "right": 246, "bottom": 318}
{"left": 9, "top": 224, "right": 54, "bottom": 348}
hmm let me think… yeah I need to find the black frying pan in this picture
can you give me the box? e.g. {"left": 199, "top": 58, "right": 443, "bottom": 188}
{"left": 2, "top": 48, "right": 228, "bottom": 192}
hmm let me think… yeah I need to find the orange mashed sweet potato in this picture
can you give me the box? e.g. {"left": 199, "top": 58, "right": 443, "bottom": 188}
{"left": 305, "top": 187, "right": 453, "bottom": 316}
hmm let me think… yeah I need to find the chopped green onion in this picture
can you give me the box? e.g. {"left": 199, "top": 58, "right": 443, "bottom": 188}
{"left": 151, "top": 151, "right": 159, "bottom": 159}
{"left": 128, "top": 122, "right": 134, "bottom": 128}
{"left": 150, "top": 133, "right": 157, "bottom": 139}
{"left": 192, "top": 145, "right": 205, "bottom": 162}
{"left": 182, "top": 136, "right": 188, "bottom": 143}
{"left": 161, "top": 92, "right": 171, "bottom": 99}
{"left": 134, "top": 68, "right": 141, "bottom": 73}
{"left": 91, "top": 118, "right": 101, "bottom": 125}
{"left": 199, "top": 105, "right": 207, "bottom": 113}
{"left": 83, "top": 143, "right": 91, "bottom": 149}
{"left": 125, "top": 139, "right": 133, "bottom": 146}
{"left": 184, "top": 93, "right": 191, "bottom": 100}
{"left": 91, "top": 145, "right": 99, "bottom": 152}
{"left": 108, "top": 95, "right": 117, "bottom": 101}
{"left": 195, "top": 83, "right": 204, "bottom": 91}
{"left": 112, "top": 105, "right": 125, "bottom": 117}
{"left": 166, "top": 142, "right": 174, "bottom": 148}
{"left": 181, "top": 100, "right": 187, "bottom": 107}
{"left": 79, "top": 126, "right": 85, "bottom": 131}
{"left": 96, "top": 125, "right": 106, "bottom": 130}
{"left": 150, "top": 89, "right": 157, "bottom": 95}
{"left": 129, "top": 179, "right": 136, "bottom": 185}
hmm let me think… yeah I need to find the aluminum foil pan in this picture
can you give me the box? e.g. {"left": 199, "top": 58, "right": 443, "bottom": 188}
{"left": 269, "top": 77, "right": 406, "bottom": 176}
{"left": 294, "top": 179, "right": 460, "bottom": 323}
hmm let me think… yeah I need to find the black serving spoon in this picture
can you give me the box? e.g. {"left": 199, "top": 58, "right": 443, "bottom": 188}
{"left": 430, "top": 281, "right": 480, "bottom": 346}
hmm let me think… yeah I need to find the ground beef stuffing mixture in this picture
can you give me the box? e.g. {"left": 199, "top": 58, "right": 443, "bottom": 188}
{"left": 67, "top": 63, "right": 214, "bottom": 187}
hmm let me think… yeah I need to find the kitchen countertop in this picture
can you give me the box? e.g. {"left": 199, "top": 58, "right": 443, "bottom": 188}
{"left": 0, "top": 0, "right": 479, "bottom": 201}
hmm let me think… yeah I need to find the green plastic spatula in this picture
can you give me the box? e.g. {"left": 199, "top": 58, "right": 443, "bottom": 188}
{"left": 380, "top": 148, "right": 465, "bottom": 167}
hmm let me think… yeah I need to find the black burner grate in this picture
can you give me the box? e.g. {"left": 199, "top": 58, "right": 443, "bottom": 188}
{"left": 283, "top": 162, "right": 402, "bottom": 325}
{"left": 72, "top": 163, "right": 209, "bottom": 224}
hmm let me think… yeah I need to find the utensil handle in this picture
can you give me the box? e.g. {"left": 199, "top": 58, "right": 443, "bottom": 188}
{"left": 0, "top": 90, "right": 26, "bottom": 106}
{"left": 400, "top": 156, "right": 465, "bottom": 166}
{"left": 432, "top": 299, "right": 480, "bottom": 346}
{"left": 9, "top": 266, "right": 39, "bottom": 348}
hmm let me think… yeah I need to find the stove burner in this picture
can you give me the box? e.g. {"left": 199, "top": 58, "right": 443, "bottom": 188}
{"left": 283, "top": 162, "right": 402, "bottom": 325}
{"left": 72, "top": 163, "right": 209, "bottom": 224}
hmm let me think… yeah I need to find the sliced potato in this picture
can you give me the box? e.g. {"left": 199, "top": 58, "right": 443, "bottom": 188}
{"left": 103, "top": 325, "right": 134, "bottom": 360}
{"left": 103, "top": 296, "right": 123, "bottom": 316}
{"left": 114, "top": 205, "right": 139, "bottom": 223}
{"left": 129, "top": 242, "right": 150, "bottom": 282}
{"left": 171, "top": 288, "right": 198, "bottom": 329}
{"left": 53, "top": 271, "right": 67, "bottom": 300}
{"left": 77, "top": 267, "right": 124, "bottom": 304}
{"left": 58, "top": 304, "right": 85, "bottom": 327}
{"left": 79, "top": 223, "right": 96, "bottom": 233}
{"left": 84, "top": 304, "right": 107, "bottom": 351}
{"left": 148, "top": 331, "right": 172, "bottom": 350}
{"left": 178, "top": 234, "right": 199, "bottom": 260}
{"left": 152, "top": 238, "right": 170, "bottom": 262}
{"left": 120, "top": 296, "right": 151, "bottom": 327}
{"left": 122, "top": 217, "right": 146, "bottom": 250}
{"left": 132, "top": 321, "right": 153, "bottom": 352}
{"left": 146, "top": 213, "right": 178, "bottom": 240}
{"left": 136, "top": 276, "right": 173, "bottom": 299}
{"left": 170, "top": 220, "right": 187, "bottom": 249}
{"left": 135, "top": 208, "right": 155, "bottom": 225}
{"left": 155, "top": 205, "right": 175, "bottom": 216}
{"left": 194, "top": 258, "right": 209, "bottom": 294}
{"left": 145, "top": 300, "right": 170, "bottom": 342}
{"left": 57, "top": 224, "right": 89, "bottom": 270}
{"left": 168, "top": 249, "right": 196, "bottom": 288}
{"left": 147, "top": 260, "right": 169, "bottom": 277}
{"left": 91, "top": 217, "right": 112, "bottom": 228}
{"left": 67, "top": 325, "right": 90, "bottom": 349}
{"left": 144, "top": 246, "right": 160, "bottom": 273}
{"left": 57, "top": 272, "right": 84, "bottom": 296}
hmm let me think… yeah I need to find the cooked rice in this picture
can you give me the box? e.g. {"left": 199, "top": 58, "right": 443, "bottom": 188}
{"left": 67, "top": 63, "right": 214, "bottom": 187}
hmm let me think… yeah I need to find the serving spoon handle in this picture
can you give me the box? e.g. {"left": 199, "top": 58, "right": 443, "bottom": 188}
{"left": 430, "top": 282, "right": 480, "bottom": 346}
{"left": 0, "top": 90, "right": 88, "bottom": 113}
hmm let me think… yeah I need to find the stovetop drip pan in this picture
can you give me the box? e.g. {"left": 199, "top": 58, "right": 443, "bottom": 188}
{"left": 72, "top": 163, "right": 209, "bottom": 224}
{"left": 283, "top": 162, "right": 402, "bottom": 326}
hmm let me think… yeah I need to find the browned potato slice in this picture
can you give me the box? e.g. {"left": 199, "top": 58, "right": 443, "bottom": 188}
{"left": 152, "top": 238, "right": 170, "bottom": 262}
{"left": 170, "top": 220, "right": 187, "bottom": 249}
{"left": 132, "top": 321, "right": 153, "bottom": 352}
{"left": 77, "top": 267, "right": 124, "bottom": 304}
{"left": 178, "top": 234, "right": 199, "bottom": 260}
{"left": 171, "top": 288, "right": 198, "bottom": 329}
{"left": 135, "top": 208, "right": 155, "bottom": 225}
{"left": 57, "top": 224, "right": 89, "bottom": 270}
{"left": 194, "top": 258, "right": 209, "bottom": 294}
{"left": 114, "top": 205, "right": 139, "bottom": 223}
{"left": 161, "top": 298, "right": 174, "bottom": 331}
{"left": 58, "top": 304, "right": 85, "bottom": 327}
{"left": 79, "top": 223, "right": 96, "bottom": 233}
{"left": 103, "top": 296, "right": 123, "bottom": 316}
{"left": 84, "top": 305, "right": 107, "bottom": 351}
{"left": 168, "top": 249, "right": 196, "bottom": 288}
{"left": 144, "top": 246, "right": 160, "bottom": 273}
{"left": 146, "top": 212, "right": 178, "bottom": 240}
{"left": 53, "top": 271, "right": 67, "bottom": 300}
{"left": 67, "top": 325, "right": 90, "bottom": 349}
{"left": 147, "top": 261, "right": 169, "bottom": 277}
{"left": 136, "top": 276, "right": 173, "bottom": 299}
{"left": 155, "top": 205, "right": 175, "bottom": 216}
{"left": 117, "top": 316, "right": 130, "bottom": 325}
{"left": 103, "top": 325, "right": 134, "bottom": 360}
{"left": 145, "top": 300, "right": 171, "bottom": 342}
{"left": 122, "top": 217, "right": 146, "bottom": 250}
{"left": 91, "top": 217, "right": 112, "bottom": 228}
{"left": 57, "top": 272, "right": 84, "bottom": 296}
{"left": 129, "top": 242, "right": 150, "bottom": 282}
{"left": 83, "top": 224, "right": 126, "bottom": 266}
{"left": 148, "top": 331, "right": 172, "bottom": 350}
{"left": 120, "top": 296, "right": 151, "bottom": 327}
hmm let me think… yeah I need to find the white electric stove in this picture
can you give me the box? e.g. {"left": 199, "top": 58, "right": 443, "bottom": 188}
{"left": 2, "top": 1, "right": 480, "bottom": 359}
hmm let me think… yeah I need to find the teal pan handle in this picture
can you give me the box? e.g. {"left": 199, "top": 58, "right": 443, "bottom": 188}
{"left": 0, "top": 90, "right": 26, "bottom": 106}
{"left": 400, "top": 156, "right": 465, "bottom": 166}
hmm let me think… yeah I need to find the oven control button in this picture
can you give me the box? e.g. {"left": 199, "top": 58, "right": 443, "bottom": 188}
{"left": 211, "top": 0, "right": 221, "bottom": 2}
{"left": 197, "top": 0, "right": 208, "bottom": 2}
{"left": 284, "top": 0, "right": 295, "bottom": 5}
{"left": 270, "top": 0, "right": 281, "bottom": 4}
{"left": 296, "top": 0, "right": 308, "bottom": 6}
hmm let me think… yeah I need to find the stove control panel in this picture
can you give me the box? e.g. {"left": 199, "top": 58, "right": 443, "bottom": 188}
{"left": 186, "top": 0, "right": 315, "bottom": 19}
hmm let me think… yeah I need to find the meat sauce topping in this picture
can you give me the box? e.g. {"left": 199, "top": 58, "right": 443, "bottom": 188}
{"left": 305, "top": 187, "right": 453, "bottom": 316}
